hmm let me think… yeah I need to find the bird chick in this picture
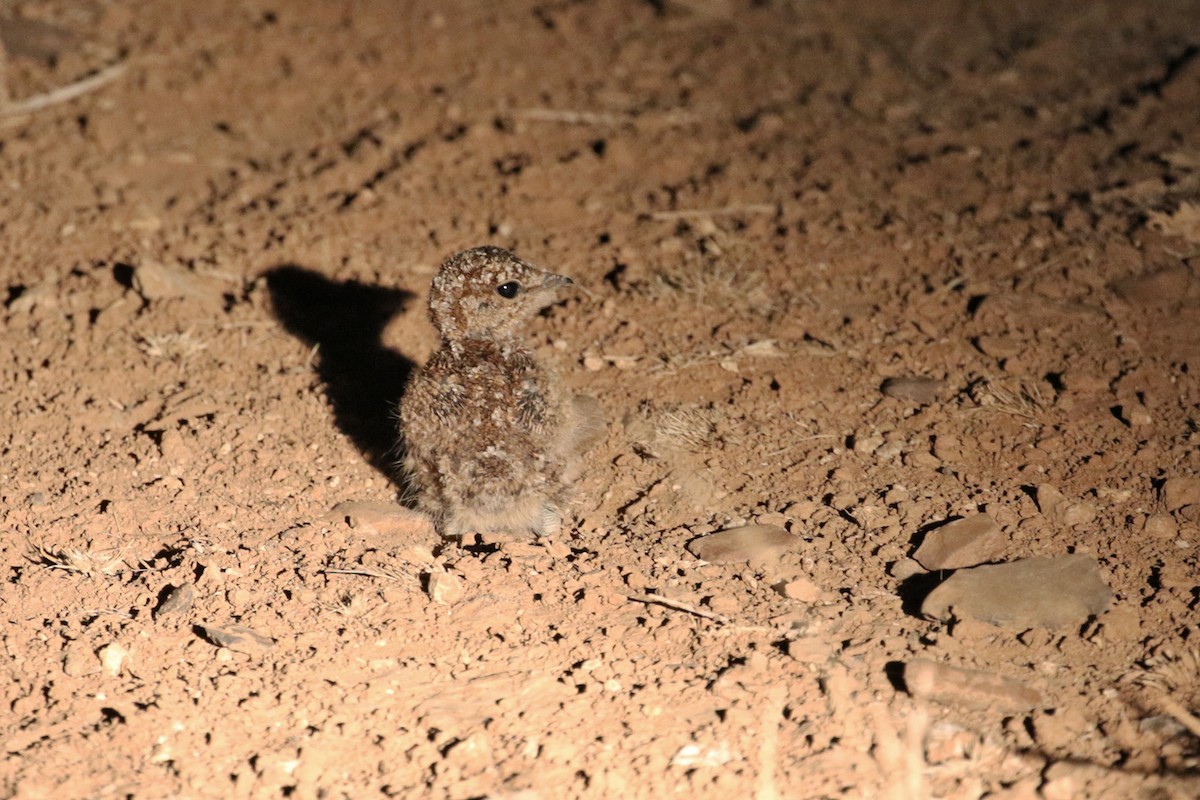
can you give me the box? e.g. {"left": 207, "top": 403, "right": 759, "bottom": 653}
{"left": 398, "top": 246, "right": 596, "bottom": 540}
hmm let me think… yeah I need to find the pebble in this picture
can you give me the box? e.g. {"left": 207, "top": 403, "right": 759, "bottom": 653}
{"left": 1060, "top": 501, "right": 1097, "bottom": 527}
{"left": 132, "top": 259, "right": 225, "bottom": 312}
{"left": 775, "top": 576, "right": 824, "bottom": 602}
{"left": 889, "top": 558, "right": 925, "bottom": 581}
{"left": 787, "top": 637, "right": 836, "bottom": 664}
{"left": 1119, "top": 404, "right": 1153, "bottom": 427}
{"left": 98, "top": 643, "right": 129, "bottom": 677}
{"left": 920, "top": 554, "right": 1111, "bottom": 628}
{"left": 670, "top": 742, "right": 734, "bottom": 768}
{"left": 880, "top": 375, "right": 942, "bottom": 404}
{"left": 1035, "top": 484, "right": 1066, "bottom": 515}
{"left": 427, "top": 571, "right": 465, "bottom": 604}
{"left": 1143, "top": 514, "right": 1178, "bottom": 539}
{"left": 1161, "top": 477, "right": 1200, "bottom": 511}
{"left": 154, "top": 583, "right": 195, "bottom": 618}
{"left": 975, "top": 335, "right": 1022, "bottom": 359}
{"left": 912, "top": 513, "right": 1005, "bottom": 570}
{"left": 686, "top": 525, "right": 799, "bottom": 563}
{"left": 197, "top": 624, "right": 275, "bottom": 654}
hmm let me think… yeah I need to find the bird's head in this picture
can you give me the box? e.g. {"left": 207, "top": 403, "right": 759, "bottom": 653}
{"left": 428, "top": 246, "right": 574, "bottom": 345}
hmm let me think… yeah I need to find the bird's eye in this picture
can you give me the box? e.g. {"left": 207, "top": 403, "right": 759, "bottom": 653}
{"left": 496, "top": 281, "right": 521, "bottom": 299}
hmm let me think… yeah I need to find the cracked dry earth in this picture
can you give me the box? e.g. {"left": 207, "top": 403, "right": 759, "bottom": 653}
{"left": 3, "top": 0, "right": 1200, "bottom": 798}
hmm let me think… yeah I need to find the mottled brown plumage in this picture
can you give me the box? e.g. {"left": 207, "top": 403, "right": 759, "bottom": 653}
{"left": 398, "top": 246, "right": 598, "bottom": 539}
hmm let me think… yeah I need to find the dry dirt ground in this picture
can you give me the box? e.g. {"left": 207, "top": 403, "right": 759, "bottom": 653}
{"left": 3, "top": 1, "right": 1200, "bottom": 798}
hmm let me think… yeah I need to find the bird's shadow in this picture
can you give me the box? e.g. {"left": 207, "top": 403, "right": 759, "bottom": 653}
{"left": 264, "top": 264, "right": 416, "bottom": 492}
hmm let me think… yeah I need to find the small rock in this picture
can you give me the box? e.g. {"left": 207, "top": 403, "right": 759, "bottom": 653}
{"left": 1143, "top": 514, "right": 1178, "bottom": 539}
{"left": 920, "top": 554, "right": 1111, "bottom": 628}
{"left": 1161, "top": 477, "right": 1200, "bottom": 512}
{"left": 912, "top": 513, "right": 1005, "bottom": 570}
{"left": 670, "top": 742, "right": 734, "bottom": 768}
{"left": 880, "top": 376, "right": 942, "bottom": 404}
{"left": 1061, "top": 501, "right": 1098, "bottom": 527}
{"left": 155, "top": 583, "right": 195, "bottom": 618}
{"left": 197, "top": 624, "right": 275, "bottom": 654}
{"left": 1118, "top": 404, "right": 1153, "bottom": 427}
{"left": 889, "top": 558, "right": 925, "bottom": 581}
{"left": 975, "top": 335, "right": 1022, "bottom": 359}
{"left": 1035, "top": 484, "right": 1066, "bottom": 516}
{"left": 776, "top": 576, "right": 823, "bottom": 602}
{"left": 686, "top": 525, "right": 799, "bottom": 563}
{"left": 852, "top": 433, "right": 884, "bottom": 454}
{"left": 132, "top": 259, "right": 225, "bottom": 311}
{"left": 396, "top": 544, "right": 437, "bottom": 566}
{"left": 787, "top": 637, "right": 836, "bottom": 664}
{"left": 427, "top": 571, "right": 465, "bottom": 604}
{"left": 97, "top": 643, "right": 129, "bottom": 677}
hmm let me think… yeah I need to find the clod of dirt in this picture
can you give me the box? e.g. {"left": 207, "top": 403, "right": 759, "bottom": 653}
{"left": 1110, "top": 266, "right": 1194, "bottom": 307}
{"left": 154, "top": 583, "right": 195, "bottom": 618}
{"left": 1160, "top": 476, "right": 1200, "bottom": 512}
{"left": 880, "top": 375, "right": 943, "bottom": 404}
{"left": 920, "top": 554, "right": 1112, "bottom": 628}
{"left": 196, "top": 624, "right": 275, "bottom": 654}
{"left": 687, "top": 524, "right": 798, "bottom": 563}
{"left": 913, "top": 513, "right": 1006, "bottom": 570}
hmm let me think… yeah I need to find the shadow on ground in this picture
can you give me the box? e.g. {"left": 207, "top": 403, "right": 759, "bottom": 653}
{"left": 264, "top": 264, "right": 416, "bottom": 487}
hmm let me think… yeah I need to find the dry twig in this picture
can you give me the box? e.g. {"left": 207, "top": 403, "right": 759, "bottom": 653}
{"left": 625, "top": 591, "right": 729, "bottom": 623}
{"left": 0, "top": 61, "right": 126, "bottom": 118}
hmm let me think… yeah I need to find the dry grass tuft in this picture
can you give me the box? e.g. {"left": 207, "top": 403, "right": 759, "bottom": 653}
{"left": 1123, "top": 644, "right": 1200, "bottom": 739}
{"left": 136, "top": 329, "right": 209, "bottom": 362}
{"left": 29, "top": 542, "right": 129, "bottom": 577}
{"left": 626, "top": 402, "right": 729, "bottom": 456}
{"left": 966, "top": 377, "right": 1047, "bottom": 421}
{"left": 652, "top": 222, "right": 775, "bottom": 314}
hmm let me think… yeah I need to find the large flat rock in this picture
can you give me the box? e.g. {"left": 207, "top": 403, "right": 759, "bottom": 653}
{"left": 921, "top": 554, "right": 1111, "bottom": 628}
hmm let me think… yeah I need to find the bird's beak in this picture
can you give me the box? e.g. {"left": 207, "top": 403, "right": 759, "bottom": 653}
{"left": 540, "top": 272, "right": 574, "bottom": 289}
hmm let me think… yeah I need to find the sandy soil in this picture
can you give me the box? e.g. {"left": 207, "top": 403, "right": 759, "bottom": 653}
{"left": 3, "top": 1, "right": 1200, "bottom": 797}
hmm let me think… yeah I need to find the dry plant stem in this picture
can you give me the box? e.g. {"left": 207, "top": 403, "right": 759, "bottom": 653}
{"left": 650, "top": 204, "right": 776, "bottom": 220}
{"left": 514, "top": 108, "right": 633, "bottom": 126}
{"left": 0, "top": 61, "right": 126, "bottom": 117}
{"left": 319, "top": 567, "right": 411, "bottom": 581}
{"left": 625, "top": 592, "right": 730, "bottom": 624}
{"left": 513, "top": 108, "right": 696, "bottom": 129}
